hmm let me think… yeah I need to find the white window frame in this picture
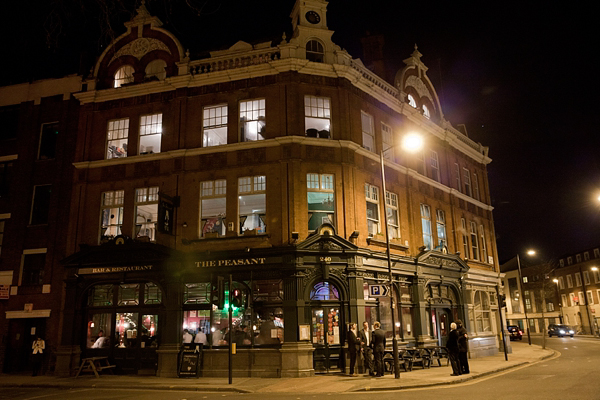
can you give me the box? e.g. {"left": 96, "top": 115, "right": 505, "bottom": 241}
{"left": 594, "top": 269, "right": 600, "bottom": 283}
{"left": 106, "top": 118, "right": 129, "bottom": 159}
{"left": 407, "top": 94, "right": 417, "bottom": 108}
{"left": 454, "top": 163, "right": 461, "bottom": 190}
{"left": 100, "top": 190, "right": 124, "bottom": 242}
{"left": 306, "top": 39, "right": 324, "bottom": 62}
{"left": 203, "top": 104, "right": 228, "bottom": 147}
{"left": 304, "top": 96, "right": 331, "bottom": 138}
{"left": 576, "top": 254, "right": 582, "bottom": 263}
{"left": 479, "top": 224, "right": 487, "bottom": 263}
{"left": 435, "top": 209, "right": 446, "bottom": 247}
{"left": 559, "top": 276, "right": 565, "bottom": 290}
{"left": 238, "top": 176, "right": 266, "bottom": 234}
{"left": 579, "top": 291, "right": 585, "bottom": 305}
{"left": 361, "top": 111, "right": 375, "bottom": 152}
{"left": 139, "top": 113, "right": 162, "bottom": 154}
{"left": 200, "top": 179, "right": 227, "bottom": 237}
{"left": 307, "top": 173, "right": 335, "bottom": 231}
{"left": 417, "top": 150, "right": 426, "bottom": 175}
{"left": 584, "top": 251, "right": 590, "bottom": 261}
{"left": 365, "top": 183, "right": 380, "bottom": 237}
{"left": 575, "top": 272, "right": 582, "bottom": 287}
{"left": 420, "top": 203, "right": 433, "bottom": 250}
{"left": 583, "top": 271, "right": 591, "bottom": 285}
{"left": 473, "top": 172, "right": 480, "bottom": 201}
{"left": 461, "top": 218, "right": 468, "bottom": 258}
{"left": 470, "top": 221, "right": 479, "bottom": 261}
{"left": 114, "top": 65, "right": 134, "bottom": 88}
{"left": 19, "top": 248, "right": 47, "bottom": 286}
{"left": 145, "top": 59, "right": 167, "bottom": 80}
{"left": 240, "top": 99, "right": 266, "bottom": 141}
{"left": 595, "top": 249, "right": 600, "bottom": 258}
{"left": 561, "top": 294, "right": 568, "bottom": 307}
{"left": 135, "top": 187, "right": 159, "bottom": 241}
{"left": 381, "top": 122, "right": 393, "bottom": 160}
{"left": 430, "top": 150, "right": 440, "bottom": 182}
{"left": 566, "top": 274, "right": 573, "bottom": 288}
{"left": 473, "top": 291, "right": 491, "bottom": 332}
{"left": 587, "top": 290, "right": 594, "bottom": 305}
{"left": 567, "top": 257, "right": 573, "bottom": 265}
{"left": 385, "top": 191, "right": 400, "bottom": 240}
{"left": 423, "top": 104, "right": 430, "bottom": 119}
{"left": 463, "top": 168, "right": 472, "bottom": 197}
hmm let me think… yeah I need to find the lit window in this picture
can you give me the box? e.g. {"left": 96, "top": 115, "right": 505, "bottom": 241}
{"left": 436, "top": 209, "right": 446, "bottom": 247}
{"left": 310, "top": 281, "right": 339, "bottom": 300}
{"left": 423, "top": 105, "right": 430, "bottom": 119}
{"left": 407, "top": 94, "right": 417, "bottom": 108}
{"left": 238, "top": 176, "right": 266, "bottom": 234}
{"left": 365, "top": 183, "right": 380, "bottom": 237}
{"left": 203, "top": 105, "right": 228, "bottom": 147}
{"left": 463, "top": 168, "right": 472, "bottom": 197}
{"left": 470, "top": 221, "right": 479, "bottom": 260}
{"left": 479, "top": 225, "right": 488, "bottom": 263}
{"left": 417, "top": 150, "right": 426, "bottom": 175}
{"left": 385, "top": 192, "right": 400, "bottom": 239}
{"left": 473, "top": 291, "right": 491, "bottom": 332}
{"left": 135, "top": 187, "right": 159, "bottom": 241}
{"left": 145, "top": 60, "right": 167, "bottom": 80}
{"left": 307, "top": 174, "right": 335, "bottom": 231}
{"left": 114, "top": 65, "right": 134, "bottom": 88}
{"left": 106, "top": 118, "right": 129, "bottom": 159}
{"left": 306, "top": 40, "right": 324, "bottom": 63}
{"left": 100, "top": 190, "right": 124, "bottom": 242}
{"left": 240, "top": 99, "right": 265, "bottom": 141}
{"left": 200, "top": 180, "right": 227, "bottom": 237}
{"left": 30, "top": 185, "right": 52, "bottom": 225}
{"left": 304, "top": 96, "right": 331, "bottom": 138}
{"left": 38, "top": 122, "right": 59, "bottom": 160}
{"left": 361, "top": 111, "right": 374, "bottom": 152}
{"left": 430, "top": 151, "right": 440, "bottom": 182}
{"left": 139, "top": 113, "right": 162, "bottom": 154}
{"left": 381, "top": 123, "right": 393, "bottom": 160}
{"left": 420, "top": 204, "right": 433, "bottom": 250}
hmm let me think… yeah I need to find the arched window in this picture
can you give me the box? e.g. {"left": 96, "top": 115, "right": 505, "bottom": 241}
{"left": 114, "top": 65, "right": 135, "bottom": 88}
{"left": 306, "top": 40, "right": 324, "bottom": 63}
{"left": 423, "top": 104, "right": 430, "bottom": 119}
{"left": 473, "top": 290, "right": 491, "bottom": 332}
{"left": 407, "top": 94, "right": 417, "bottom": 108}
{"left": 145, "top": 60, "right": 167, "bottom": 81}
{"left": 310, "top": 281, "right": 339, "bottom": 300}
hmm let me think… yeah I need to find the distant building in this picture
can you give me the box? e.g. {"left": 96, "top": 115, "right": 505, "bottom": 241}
{"left": 551, "top": 248, "right": 600, "bottom": 334}
{"left": 500, "top": 257, "right": 561, "bottom": 336}
{"left": 1, "top": 0, "right": 502, "bottom": 377}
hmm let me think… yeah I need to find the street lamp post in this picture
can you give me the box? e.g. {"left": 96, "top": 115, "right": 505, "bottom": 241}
{"left": 552, "top": 278, "right": 564, "bottom": 324}
{"left": 379, "top": 132, "right": 423, "bottom": 379}
{"left": 579, "top": 265, "right": 595, "bottom": 335}
{"left": 516, "top": 253, "right": 532, "bottom": 345}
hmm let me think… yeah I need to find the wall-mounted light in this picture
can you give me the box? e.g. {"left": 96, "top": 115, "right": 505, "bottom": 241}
{"left": 182, "top": 222, "right": 188, "bottom": 228}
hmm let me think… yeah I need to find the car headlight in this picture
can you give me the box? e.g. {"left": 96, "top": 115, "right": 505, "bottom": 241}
{"left": 569, "top": 330, "right": 574, "bottom": 334}
{"left": 559, "top": 330, "right": 565, "bottom": 334}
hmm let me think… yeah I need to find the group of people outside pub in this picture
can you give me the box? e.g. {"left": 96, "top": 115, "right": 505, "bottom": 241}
{"left": 345, "top": 319, "right": 469, "bottom": 377}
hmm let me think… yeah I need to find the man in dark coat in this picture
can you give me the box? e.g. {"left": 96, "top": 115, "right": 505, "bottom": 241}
{"left": 371, "top": 321, "right": 386, "bottom": 377}
{"left": 447, "top": 322, "right": 462, "bottom": 375}
{"left": 347, "top": 323, "right": 360, "bottom": 376}
{"left": 456, "top": 319, "right": 470, "bottom": 374}
{"left": 358, "top": 321, "right": 374, "bottom": 375}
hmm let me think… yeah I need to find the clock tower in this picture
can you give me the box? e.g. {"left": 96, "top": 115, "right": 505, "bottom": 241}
{"left": 290, "top": 0, "right": 329, "bottom": 32}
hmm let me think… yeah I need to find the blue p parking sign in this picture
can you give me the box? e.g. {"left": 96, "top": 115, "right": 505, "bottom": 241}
{"left": 368, "top": 284, "right": 389, "bottom": 297}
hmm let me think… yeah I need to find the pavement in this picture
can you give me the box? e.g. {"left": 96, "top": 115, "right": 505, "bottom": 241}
{"left": 0, "top": 341, "right": 556, "bottom": 393}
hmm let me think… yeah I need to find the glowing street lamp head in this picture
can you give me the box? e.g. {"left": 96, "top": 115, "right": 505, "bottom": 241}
{"left": 526, "top": 249, "right": 536, "bottom": 256}
{"left": 553, "top": 278, "right": 559, "bottom": 283}
{"left": 401, "top": 132, "right": 424, "bottom": 153}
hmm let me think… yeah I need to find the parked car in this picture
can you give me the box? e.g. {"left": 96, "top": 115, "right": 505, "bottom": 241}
{"left": 507, "top": 325, "right": 523, "bottom": 341}
{"left": 548, "top": 324, "right": 575, "bottom": 337}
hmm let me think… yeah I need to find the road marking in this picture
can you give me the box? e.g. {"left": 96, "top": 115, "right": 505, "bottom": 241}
{"left": 21, "top": 388, "right": 93, "bottom": 400}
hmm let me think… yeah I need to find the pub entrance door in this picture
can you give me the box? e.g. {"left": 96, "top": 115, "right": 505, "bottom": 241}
{"left": 437, "top": 308, "right": 451, "bottom": 347}
{"left": 309, "top": 281, "right": 343, "bottom": 373}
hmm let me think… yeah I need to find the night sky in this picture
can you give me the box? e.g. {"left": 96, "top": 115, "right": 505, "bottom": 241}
{"left": 2, "top": 1, "right": 598, "bottom": 263}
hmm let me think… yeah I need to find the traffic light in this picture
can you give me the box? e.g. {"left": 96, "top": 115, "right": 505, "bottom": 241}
{"left": 211, "top": 276, "right": 224, "bottom": 309}
{"left": 231, "top": 288, "right": 244, "bottom": 308}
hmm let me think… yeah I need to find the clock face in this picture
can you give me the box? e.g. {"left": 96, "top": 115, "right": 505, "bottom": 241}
{"left": 305, "top": 11, "right": 321, "bottom": 24}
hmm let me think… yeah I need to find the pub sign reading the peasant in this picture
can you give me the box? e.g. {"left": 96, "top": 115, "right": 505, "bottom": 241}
{"left": 195, "top": 258, "right": 266, "bottom": 268}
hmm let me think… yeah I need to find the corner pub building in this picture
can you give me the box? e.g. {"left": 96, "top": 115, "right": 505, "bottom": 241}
{"left": 55, "top": 0, "right": 503, "bottom": 378}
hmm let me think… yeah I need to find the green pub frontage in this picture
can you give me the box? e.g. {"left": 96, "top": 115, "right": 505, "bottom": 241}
{"left": 56, "top": 224, "right": 502, "bottom": 378}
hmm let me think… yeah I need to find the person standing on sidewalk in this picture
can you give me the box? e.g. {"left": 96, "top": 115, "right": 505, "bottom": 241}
{"left": 372, "top": 321, "right": 386, "bottom": 377}
{"left": 31, "top": 336, "right": 45, "bottom": 376}
{"left": 359, "top": 321, "right": 374, "bottom": 375}
{"left": 447, "top": 322, "right": 462, "bottom": 376}
{"left": 456, "top": 319, "right": 470, "bottom": 374}
{"left": 347, "top": 323, "right": 360, "bottom": 376}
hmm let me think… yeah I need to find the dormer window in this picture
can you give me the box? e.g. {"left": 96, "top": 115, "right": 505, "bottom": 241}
{"left": 423, "top": 105, "right": 430, "bottom": 119}
{"left": 114, "top": 65, "right": 135, "bottom": 88}
{"left": 306, "top": 40, "right": 324, "bottom": 63}
{"left": 145, "top": 60, "right": 167, "bottom": 81}
{"left": 407, "top": 94, "right": 417, "bottom": 108}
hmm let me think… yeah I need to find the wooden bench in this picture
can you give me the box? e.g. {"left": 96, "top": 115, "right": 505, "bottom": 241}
{"left": 403, "top": 348, "right": 430, "bottom": 370}
{"left": 383, "top": 350, "right": 409, "bottom": 374}
{"left": 75, "top": 356, "right": 116, "bottom": 378}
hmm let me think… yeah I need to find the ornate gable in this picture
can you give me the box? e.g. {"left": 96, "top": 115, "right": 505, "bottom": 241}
{"left": 416, "top": 249, "right": 469, "bottom": 273}
{"left": 296, "top": 223, "right": 358, "bottom": 252}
